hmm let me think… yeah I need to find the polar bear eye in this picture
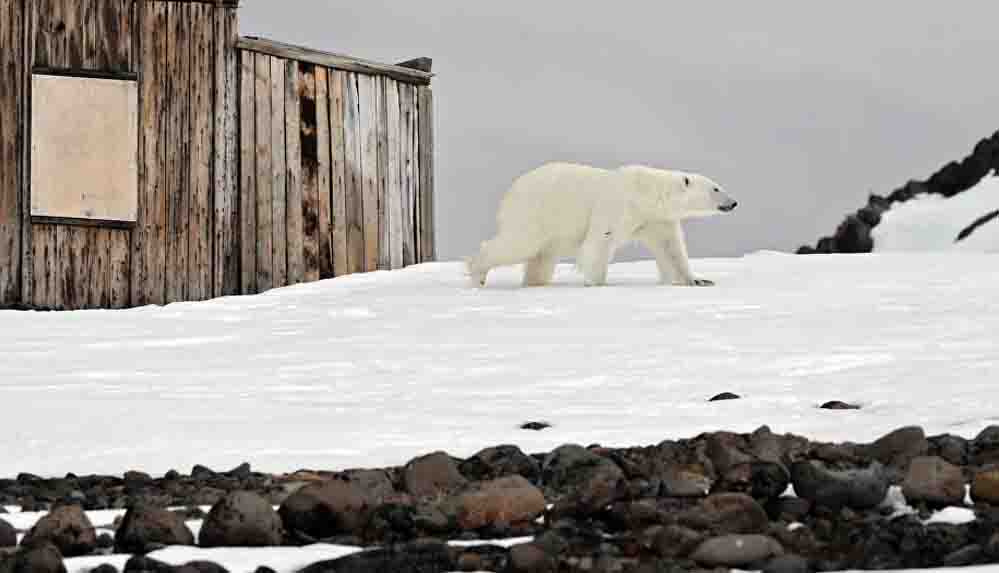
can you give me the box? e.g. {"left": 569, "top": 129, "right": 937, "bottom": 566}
{"left": 683, "top": 176, "right": 690, "bottom": 188}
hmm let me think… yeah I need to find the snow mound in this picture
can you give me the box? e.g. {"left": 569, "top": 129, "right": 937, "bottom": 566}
{"left": 873, "top": 172, "right": 999, "bottom": 252}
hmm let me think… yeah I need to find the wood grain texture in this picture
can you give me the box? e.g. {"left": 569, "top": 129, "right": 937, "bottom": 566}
{"left": 270, "top": 56, "right": 287, "bottom": 287}
{"left": 411, "top": 83, "right": 421, "bottom": 263}
{"left": 399, "top": 83, "right": 415, "bottom": 266}
{"left": 418, "top": 86, "right": 436, "bottom": 261}
{"left": 385, "top": 78, "right": 403, "bottom": 269}
{"left": 211, "top": 0, "right": 225, "bottom": 297}
{"left": 187, "top": 2, "right": 210, "bottom": 301}
{"left": 239, "top": 50, "right": 257, "bottom": 294}
{"left": 329, "top": 70, "right": 348, "bottom": 276}
{"left": 221, "top": 6, "right": 239, "bottom": 295}
{"left": 375, "top": 76, "right": 389, "bottom": 270}
{"left": 109, "top": 228, "right": 129, "bottom": 308}
{"left": 254, "top": 53, "right": 273, "bottom": 291}
{"left": 357, "top": 74, "right": 379, "bottom": 272}
{"left": 0, "top": 0, "right": 21, "bottom": 305}
{"left": 298, "top": 62, "right": 320, "bottom": 283}
{"left": 30, "top": 225, "right": 55, "bottom": 308}
{"left": 341, "top": 72, "right": 364, "bottom": 275}
{"left": 314, "top": 66, "right": 333, "bottom": 280}
{"left": 284, "top": 60, "right": 303, "bottom": 285}
{"left": 165, "top": 1, "right": 189, "bottom": 304}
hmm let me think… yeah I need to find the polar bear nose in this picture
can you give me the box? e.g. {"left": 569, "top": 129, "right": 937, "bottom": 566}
{"left": 719, "top": 201, "right": 738, "bottom": 212}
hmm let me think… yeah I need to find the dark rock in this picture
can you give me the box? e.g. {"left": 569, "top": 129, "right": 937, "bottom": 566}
{"left": 123, "top": 471, "right": 152, "bottom": 485}
{"left": 714, "top": 461, "right": 790, "bottom": 501}
{"left": 96, "top": 532, "right": 113, "bottom": 549}
{"left": 5, "top": 541, "right": 67, "bottom": 573}
{"left": 661, "top": 465, "right": 712, "bottom": 497}
{"left": 507, "top": 542, "right": 554, "bottom": 573}
{"left": 340, "top": 470, "right": 396, "bottom": 503}
{"left": 402, "top": 452, "right": 468, "bottom": 498}
{"left": 191, "top": 465, "right": 216, "bottom": 481}
{"left": 649, "top": 524, "right": 704, "bottom": 558}
{"left": 454, "top": 545, "right": 511, "bottom": 573}
{"left": 114, "top": 502, "right": 195, "bottom": 554}
{"left": 819, "top": 401, "right": 860, "bottom": 410}
{"left": 0, "top": 520, "right": 14, "bottom": 548}
{"left": 226, "top": 463, "right": 252, "bottom": 479}
{"left": 199, "top": 491, "right": 283, "bottom": 548}
{"left": 790, "top": 460, "right": 888, "bottom": 510}
{"left": 931, "top": 434, "right": 969, "bottom": 467}
{"left": 832, "top": 215, "right": 872, "bottom": 253}
{"left": 705, "top": 432, "right": 752, "bottom": 474}
{"left": 459, "top": 445, "right": 541, "bottom": 484}
{"left": 679, "top": 493, "right": 769, "bottom": 535}
{"left": 88, "top": 565, "right": 120, "bottom": 573}
{"left": 955, "top": 210, "right": 999, "bottom": 243}
{"left": 970, "top": 466, "right": 999, "bottom": 504}
{"left": 709, "top": 392, "right": 740, "bottom": 401}
{"left": 543, "top": 445, "right": 624, "bottom": 517}
{"left": 21, "top": 504, "right": 96, "bottom": 557}
{"left": 297, "top": 539, "right": 455, "bottom": 573}
{"left": 520, "top": 422, "right": 551, "bottom": 431}
{"left": 455, "top": 475, "right": 545, "bottom": 531}
{"left": 690, "top": 534, "right": 783, "bottom": 567}
{"left": 943, "top": 544, "right": 983, "bottom": 567}
{"left": 972, "top": 425, "right": 999, "bottom": 466}
{"left": 763, "top": 554, "right": 811, "bottom": 573}
{"left": 901, "top": 456, "right": 965, "bottom": 508}
{"left": 767, "top": 496, "right": 811, "bottom": 522}
{"left": 123, "top": 555, "right": 175, "bottom": 573}
{"left": 868, "top": 426, "right": 928, "bottom": 469}
{"left": 174, "top": 562, "right": 230, "bottom": 573}
{"left": 278, "top": 479, "right": 374, "bottom": 540}
{"left": 856, "top": 205, "right": 883, "bottom": 227}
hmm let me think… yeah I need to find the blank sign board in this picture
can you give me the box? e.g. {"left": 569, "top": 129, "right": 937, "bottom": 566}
{"left": 31, "top": 74, "right": 139, "bottom": 222}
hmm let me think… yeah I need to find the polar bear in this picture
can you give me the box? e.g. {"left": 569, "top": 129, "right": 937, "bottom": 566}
{"left": 465, "top": 162, "right": 738, "bottom": 287}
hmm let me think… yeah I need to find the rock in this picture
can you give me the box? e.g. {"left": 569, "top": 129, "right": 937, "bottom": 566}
{"left": 970, "top": 467, "right": 999, "bottom": 504}
{"left": 191, "top": 465, "right": 217, "bottom": 481}
{"left": 680, "top": 493, "right": 769, "bottom": 535}
{"left": 714, "top": 461, "right": 790, "bottom": 501}
{"left": 690, "top": 534, "right": 783, "bottom": 567}
{"left": 21, "top": 504, "right": 96, "bottom": 557}
{"left": 709, "top": 392, "right": 740, "bottom": 401}
{"left": 297, "top": 539, "right": 455, "bottom": 573}
{"left": 175, "top": 562, "right": 231, "bottom": 573}
{"left": 402, "top": 452, "right": 468, "bottom": 498}
{"left": 972, "top": 425, "right": 999, "bottom": 466}
{"left": 942, "top": 544, "right": 983, "bottom": 567}
{"left": 226, "top": 463, "right": 252, "bottom": 479}
{"left": 123, "top": 555, "right": 175, "bottom": 573}
{"left": 0, "top": 520, "right": 14, "bottom": 548}
{"left": 543, "top": 446, "right": 624, "bottom": 517}
{"left": 507, "top": 542, "right": 555, "bottom": 573}
{"left": 705, "top": 432, "right": 752, "bottom": 474}
{"left": 541, "top": 444, "right": 618, "bottom": 493}
{"left": 901, "top": 456, "right": 965, "bottom": 508}
{"left": 199, "top": 491, "right": 283, "bottom": 548}
{"left": 869, "top": 426, "right": 928, "bottom": 469}
{"left": 88, "top": 565, "right": 120, "bottom": 573}
{"left": 819, "top": 401, "right": 860, "bottom": 410}
{"left": 340, "top": 470, "right": 396, "bottom": 503}
{"left": 763, "top": 554, "right": 811, "bottom": 573}
{"left": 5, "top": 541, "right": 67, "bottom": 573}
{"left": 661, "top": 465, "right": 712, "bottom": 497}
{"left": 114, "top": 502, "right": 195, "bottom": 554}
{"left": 455, "top": 475, "right": 546, "bottom": 530}
{"left": 930, "top": 434, "right": 969, "bottom": 467}
{"left": 649, "top": 524, "right": 704, "bottom": 558}
{"left": 278, "top": 478, "right": 373, "bottom": 540}
{"left": 123, "top": 471, "right": 152, "bottom": 485}
{"left": 790, "top": 460, "right": 888, "bottom": 510}
{"left": 459, "top": 445, "right": 541, "bottom": 484}
{"left": 520, "top": 422, "right": 551, "bottom": 431}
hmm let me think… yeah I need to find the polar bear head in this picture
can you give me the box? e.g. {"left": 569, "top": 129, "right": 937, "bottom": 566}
{"left": 667, "top": 170, "right": 738, "bottom": 219}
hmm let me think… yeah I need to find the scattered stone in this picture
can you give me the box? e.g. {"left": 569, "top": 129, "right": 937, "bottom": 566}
{"left": 191, "top": 465, "right": 217, "bottom": 480}
{"left": 680, "top": 493, "right": 769, "bottom": 535}
{"left": 790, "top": 460, "right": 888, "bottom": 510}
{"left": 690, "top": 534, "right": 783, "bottom": 567}
{"left": 21, "top": 504, "right": 96, "bottom": 557}
{"left": 869, "top": 426, "right": 928, "bottom": 469}
{"left": 340, "top": 470, "right": 396, "bottom": 503}
{"left": 819, "top": 401, "right": 860, "bottom": 410}
{"left": 520, "top": 422, "right": 551, "bottom": 431}
{"left": 901, "top": 456, "right": 965, "bottom": 508}
{"left": 930, "top": 434, "right": 969, "bottom": 467}
{"left": 199, "top": 491, "right": 283, "bottom": 548}
{"left": 943, "top": 544, "right": 983, "bottom": 567}
{"left": 763, "top": 554, "right": 811, "bottom": 573}
{"left": 123, "top": 471, "right": 152, "bottom": 485}
{"left": 122, "top": 555, "right": 175, "bottom": 573}
{"left": 278, "top": 479, "right": 373, "bottom": 540}
{"left": 455, "top": 475, "right": 546, "bottom": 531}
{"left": 0, "top": 520, "right": 14, "bottom": 548}
{"left": 507, "top": 542, "right": 555, "bottom": 573}
{"left": 459, "top": 445, "right": 541, "bottom": 484}
{"left": 970, "top": 466, "right": 999, "bottom": 504}
{"left": 543, "top": 446, "right": 624, "bottom": 517}
{"left": 4, "top": 540, "right": 67, "bottom": 573}
{"left": 661, "top": 465, "right": 712, "bottom": 497}
{"left": 297, "top": 539, "right": 455, "bottom": 573}
{"left": 174, "top": 561, "right": 230, "bottom": 573}
{"left": 114, "top": 502, "right": 195, "bottom": 554}
{"left": 402, "top": 452, "right": 468, "bottom": 498}
{"left": 87, "top": 565, "right": 120, "bottom": 573}
{"left": 649, "top": 524, "right": 704, "bottom": 558}
{"left": 972, "top": 425, "right": 999, "bottom": 466}
{"left": 709, "top": 392, "right": 741, "bottom": 401}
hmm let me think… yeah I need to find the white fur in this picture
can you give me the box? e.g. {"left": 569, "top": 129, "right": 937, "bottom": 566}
{"left": 465, "top": 162, "right": 737, "bottom": 287}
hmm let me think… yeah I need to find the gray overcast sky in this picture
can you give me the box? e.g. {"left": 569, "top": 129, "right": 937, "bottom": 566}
{"left": 240, "top": 2, "right": 999, "bottom": 261}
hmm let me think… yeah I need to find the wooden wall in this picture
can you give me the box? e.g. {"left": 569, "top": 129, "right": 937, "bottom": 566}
{"left": 238, "top": 49, "right": 435, "bottom": 294}
{"left": 0, "top": 0, "right": 23, "bottom": 306}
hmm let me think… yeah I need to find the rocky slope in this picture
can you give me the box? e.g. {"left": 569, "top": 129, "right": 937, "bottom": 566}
{"left": 797, "top": 130, "right": 999, "bottom": 254}
{"left": 5, "top": 422, "right": 999, "bottom": 572}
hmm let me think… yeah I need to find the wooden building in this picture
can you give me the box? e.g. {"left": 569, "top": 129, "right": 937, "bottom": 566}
{"left": 0, "top": 0, "right": 436, "bottom": 311}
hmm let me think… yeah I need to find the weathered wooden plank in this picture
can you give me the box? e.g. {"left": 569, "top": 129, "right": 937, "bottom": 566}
{"left": 222, "top": 6, "right": 239, "bottom": 295}
{"left": 30, "top": 226, "right": 52, "bottom": 308}
{"left": 342, "top": 72, "right": 364, "bottom": 275}
{"left": 118, "top": 0, "right": 132, "bottom": 72}
{"left": 90, "top": 228, "right": 109, "bottom": 308}
{"left": 211, "top": 0, "right": 225, "bottom": 297}
{"left": 375, "top": 76, "right": 389, "bottom": 270}
{"left": 20, "top": 0, "right": 34, "bottom": 305}
{"left": 108, "top": 228, "right": 129, "bottom": 308}
{"left": 62, "top": 226, "right": 87, "bottom": 310}
{"left": 164, "top": 1, "right": 188, "bottom": 304}
{"left": 412, "top": 84, "right": 421, "bottom": 263}
{"left": 270, "top": 56, "right": 288, "bottom": 287}
{"left": 151, "top": 0, "right": 169, "bottom": 305}
{"left": 399, "top": 83, "right": 415, "bottom": 266}
{"left": 66, "top": 0, "right": 83, "bottom": 69}
{"left": 418, "top": 86, "right": 436, "bottom": 261}
{"left": 314, "top": 67, "right": 333, "bottom": 280}
{"left": 357, "top": 74, "right": 379, "bottom": 272}
{"left": 50, "top": 0, "right": 66, "bottom": 66}
{"left": 32, "top": 0, "right": 51, "bottom": 68}
{"left": 239, "top": 50, "right": 257, "bottom": 294}
{"left": 254, "top": 53, "right": 273, "bottom": 291}
{"left": 132, "top": 0, "right": 155, "bottom": 306}
{"left": 189, "top": 2, "right": 211, "bottom": 301}
{"left": 284, "top": 60, "right": 304, "bottom": 285}
{"left": 237, "top": 37, "right": 433, "bottom": 86}
{"left": 329, "top": 70, "right": 348, "bottom": 277}
{"left": 0, "top": 0, "right": 20, "bottom": 305}
{"left": 385, "top": 78, "right": 403, "bottom": 269}
{"left": 298, "top": 62, "right": 320, "bottom": 283}
{"left": 82, "top": 0, "right": 96, "bottom": 67}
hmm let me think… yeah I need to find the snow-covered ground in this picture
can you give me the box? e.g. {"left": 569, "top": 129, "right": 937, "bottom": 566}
{"left": 1, "top": 250, "right": 998, "bottom": 479}
{"left": 873, "top": 172, "right": 999, "bottom": 252}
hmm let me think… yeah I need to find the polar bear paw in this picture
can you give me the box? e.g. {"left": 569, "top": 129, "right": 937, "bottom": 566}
{"left": 672, "top": 277, "right": 715, "bottom": 287}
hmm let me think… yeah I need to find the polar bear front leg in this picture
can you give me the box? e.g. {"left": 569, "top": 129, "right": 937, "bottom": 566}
{"left": 636, "top": 221, "right": 714, "bottom": 286}
{"left": 577, "top": 230, "right": 613, "bottom": 286}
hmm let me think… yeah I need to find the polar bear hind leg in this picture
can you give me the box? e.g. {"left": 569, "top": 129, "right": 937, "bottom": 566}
{"left": 465, "top": 232, "right": 544, "bottom": 287}
{"left": 522, "top": 248, "right": 558, "bottom": 287}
